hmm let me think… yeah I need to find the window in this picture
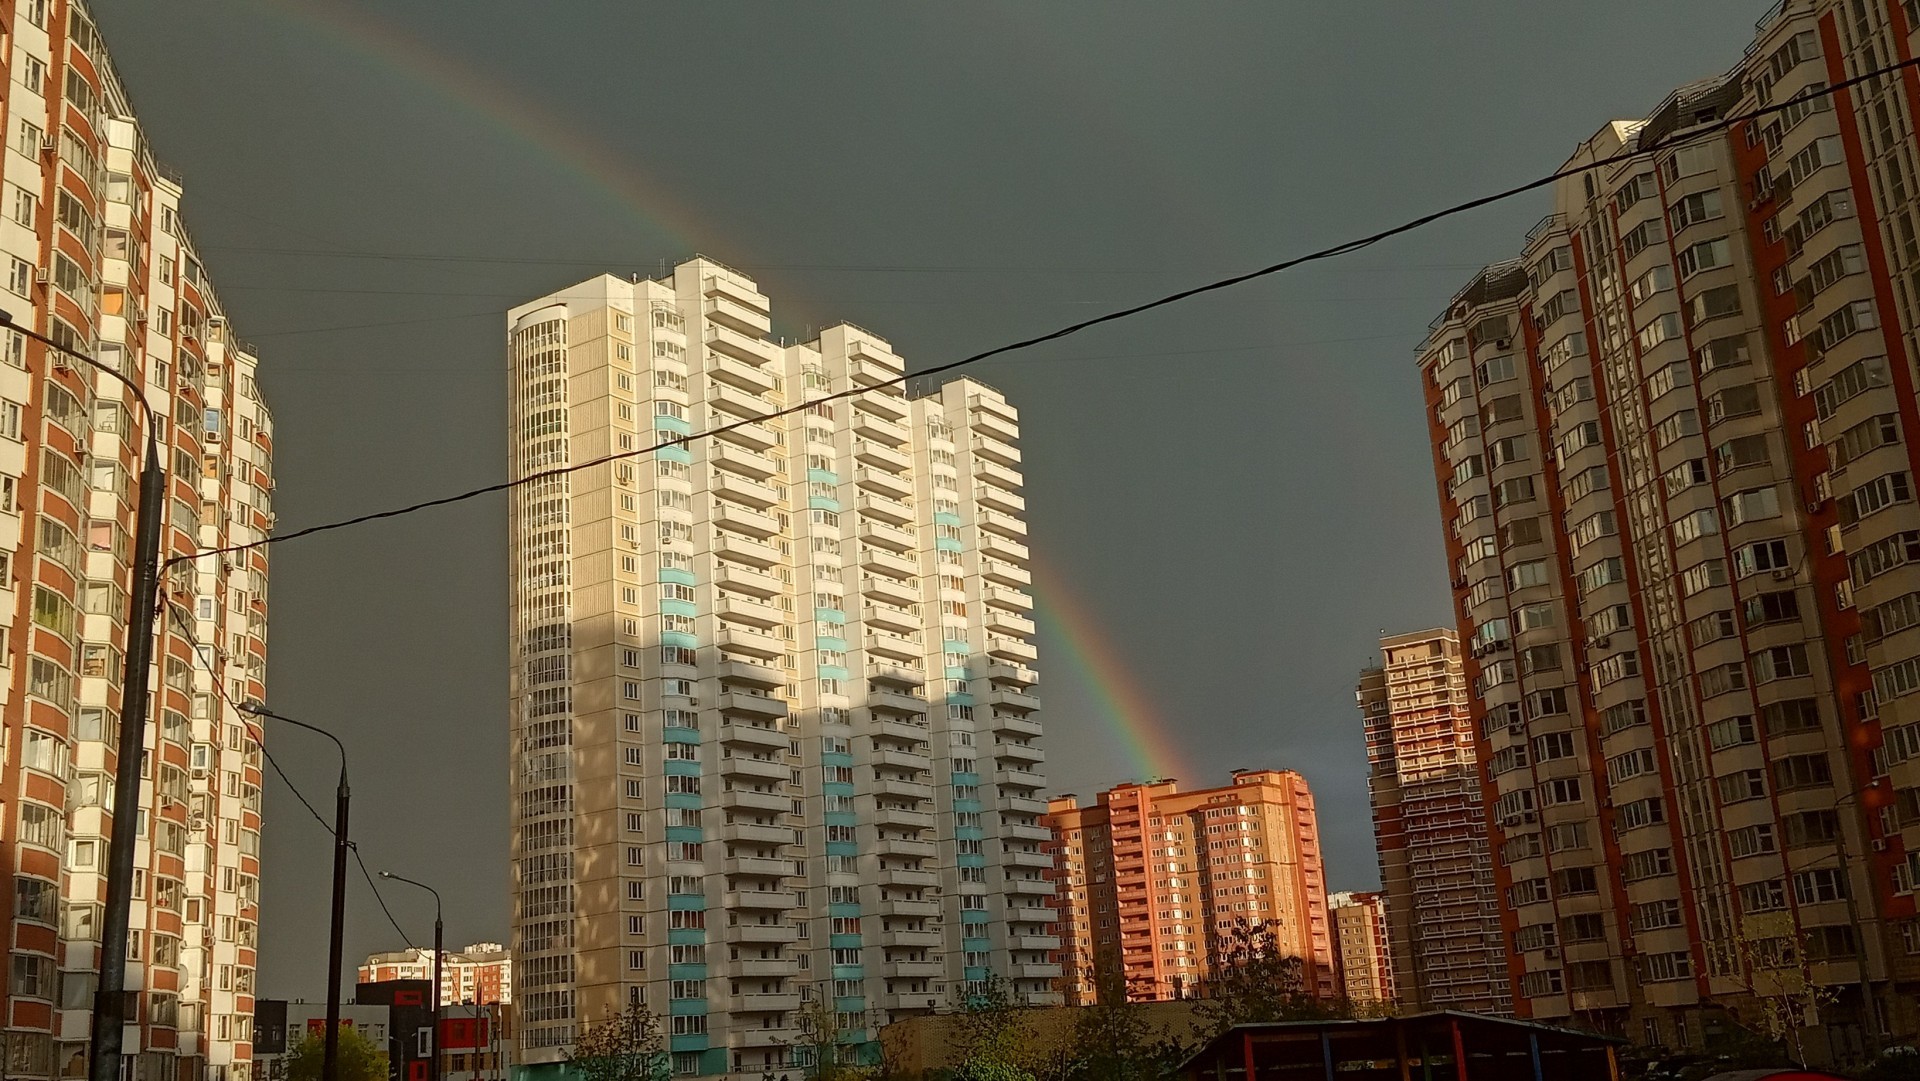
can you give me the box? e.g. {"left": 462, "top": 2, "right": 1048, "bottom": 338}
{"left": 1677, "top": 237, "right": 1733, "bottom": 279}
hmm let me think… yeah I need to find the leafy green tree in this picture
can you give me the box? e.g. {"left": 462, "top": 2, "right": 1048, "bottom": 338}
{"left": 286, "top": 1026, "right": 389, "bottom": 1081}
{"left": 1195, "top": 920, "right": 1347, "bottom": 1038}
{"left": 1065, "top": 976, "right": 1189, "bottom": 1081}
{"left": 785, "top": 993, "right": 863, "bottom": 1081}
{"left": 950, "top": 975, "right": 1037, "bottom": 1081}
{"left": 568, "top": 1001, "right": 669, "bottom": 1081}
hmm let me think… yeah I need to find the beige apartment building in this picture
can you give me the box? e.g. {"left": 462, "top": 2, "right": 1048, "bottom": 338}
{"left": 1417, "top": 0, "right": 1920, "bottom": 1063}
{"left": 1355, "top": 630, "right": 1509, "bottom": 1015}
{"left": 0, "top": 4, "right": 275, "bottom": 1081}
{"left": 358, "top": 943, "right": 514, "bottom": 1006}
{"left": 504, "top": 261, "right": 1052, "bottom": 1080}
{"left": 1328, "top": 892, "right": 1394, "bottom": 1008}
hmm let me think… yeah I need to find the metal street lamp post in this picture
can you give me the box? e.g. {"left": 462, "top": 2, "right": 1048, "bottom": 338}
{"left": 0, "top": 311, "right": 167, "bottom": 1081}
{"left": 240, "top": 701, "right": 351, "bottom": 1081}
{"left": 381, "top": 871, "right": 444, "bottom": 1081}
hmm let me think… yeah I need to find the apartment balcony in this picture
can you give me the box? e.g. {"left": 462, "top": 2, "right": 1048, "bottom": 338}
{"left": 704, "top": 293, "right": 772, "bottom": 336}
{"left": 986, "top": 662, "right": 1037, "bottom": 687}
{"left": 866, "top": 661, "right": 925, "bottom": 688}
{"left": 981, "top": 558, "right": 1030, "bottom": 587}
{"left": 985, "top": 608, "right": 1036, "bottom": 637}
{"left": 707, "top": 381, "right": 776, "bottom": 422}
{"left": 854, "top": 465, "right": 912, "bottom": 499}
{"left": 718, "top": 692, "right": 788, "bottom": 720}
{"left": 862, "top": 573, "right": 919, "bottom": 608}
{"left": 879, "top": 898, "right": 941, "bottom": 920}
{"left": 852, "top": 408, "right": 909, "bottom": 445}
{"left": 878, "top": 836, "right": 937, "bottom": 859}
{"left": 968, "top": 392, "right": 1017, "bottom": 424}
{"left": 999, "top": 794, "right": 1049, "bottom": 817}
{"left": 1009, "top": 902, "right": 1056, "bottom": 925}
{"left": 724, "top": 856, "right": 796, "bottom": 880}
{"left": 861, "top": 547, "right": 919, "bottom": 580}
{"left": 885, "top": 960, "right": 944, "bottom": 979}
{"left": 854, "top": 440, "right": 912, "bottom": 472}
{"left": 975, "top": 486, "right": 1024, "bottom": 514}
{"left": 873, "top": 805, "right": 935, "bottom": 832}
{"left": 722, "top": 821, "right": 794, "bottom": 846}
{"left": 971, "top": 435, "right": 1021, "bottom": 467}
{"left": 704, "top": 271, "right": 770, "bottom": 316}
{"left": 717, "top": 596, "right": 784, "bottom": 631}
{"left": 987, "top": 637, "right": 1037, "bottom": 663}
{"left": 714, "top": 534, "right": 783, "bottom": 569}
{"left": 717, "top": 563, "right": 785, "bottom": 599}
{"left": 868, "top": 688, "right": 931, "bottom": 716}
{"left": 861, "top": 598, "right": 920, "bottom": 634}
{"left": 1006, "top": 878, "right": 1055, "bottom": 898}
{"left": 880, "top": 929, "right": 944, "bottom": 950}
{"left": 878, "top": 992, "right": 943, "bottom": 1013}
{"left": 879, "top": 867, "right": 939, "bottom": 890}
{"left": 988, "top": 688, "right": 1039, "bottom": 714}
{"left": 872, "top": 748, "right": 930, "bottom": 774}
{"left": 726, "top": 1025, "right": 796, "bottom": 1050}
{"left": 714, "top": 500, "right": 780, "bottom": 539}
{"left": 1003, "top": 822, "right": 1053, "bottom": 843}
{"left": 853, "top": 386, "right": 908, "bottom": 422}
{"left": 725, "top": 922, "right": 800, "bottom": 946}
{"left": 720, "top": 721, "right": 789, "bottom": 750}
{"left": 717, "top": 626, "right": 784, "bottom": 659}
{"left": 1007, "top": 962, "right": 1062, "bottom": 980}
{"left": 980, "top": 531, "right": 1030, "bottom": 564}
{"left": 865, "top": 631, "right": 923, "bottom": 664}
{"left": 847, "top": 348, "right": 902, "bottom": 386}
{"left": 711, "top": 441, "right": 780, "bottom": 480}
{"left": 705, "top": 321, "right": 781, "bottom": 366}
{"left": 731, "top": 992, "right": 801, "bottom": 1015}
{"left": 981, "top": 586, "right": 1033, "bottom": 613}
{"left": 873, "top": 778, "right": 933, "bottom": 802}
{"left": 857, "top": 493, "right": 914, "bottom": 527}
{"left": 1004, "top": 849, "right": 1054, "bottom": 870}
{"left": 735, "top": 957, "right": 799, "bottom": 978}
{"left": 722, "top": 789, "right": 792, "bottom": 815}
{"left": 725, "top": 890, "right": 797, "bottom": 912}
{"left": 994, "top": 741, "right": 1045, "bottom": 766}
{"left": 713, "top": 416, "right": 780, "bottom": 451}
{"left": 722, "top": 756, "right": 791, "bottom": 783}
{"left": 860, "top": 518, "right": 917, "bottom": 553}
{"left": 976, "top": 509, "right": 1027, "bottom": 539}
{"left": 710, "top": 468, "right": 782, "bottom": 510}
{"left": 972, "top": 457, "right": 1023, "bottom": 492}
{"left": 719, "top": 659, "right": 785, "bottom": 692}
{"left": 708, "top": 354, "right": 778, "bottom": 395}
{"left": 875, "top": 717, "right": 932, "bottom": 746}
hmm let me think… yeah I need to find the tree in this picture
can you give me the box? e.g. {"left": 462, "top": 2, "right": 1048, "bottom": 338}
{"left": 1729, "top": 912, "right": 1831, "bottom": 1068}
{"left": 1064, "top": 975, "right": 1190, "bottom": 1081}
{"left": 785, "top": 993, "right": 863, "bottom": 1081}
{"left": 950, "top": 975, "right": 1037, "bottom": 1081}
{"left": 568, "top": 1000, "right": 669, "bottom": 1081}
{"left": 285, "top": 1026, "right": 389, "bottom": 1081}
{"left": 1195, "top": 920, "right": 1346, "bottom": 1038}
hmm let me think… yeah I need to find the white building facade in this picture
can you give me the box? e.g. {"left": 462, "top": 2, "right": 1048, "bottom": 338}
{"left": 505, "top": 260, "right": 1052, "bottom": 1079}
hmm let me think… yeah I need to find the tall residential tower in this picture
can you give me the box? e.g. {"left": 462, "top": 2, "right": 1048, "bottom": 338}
{"left": 1417, "top": 0, "right": 1920, "bottom": 1060}
{"left": 1355, "top": 629, "right": 1509, "bottom": 1014}
{"left": 505, "top": 261, "right": 1053, "bottom": 1079}
{"left": 0, "top": 5, "right": 276, "bottom": 1081}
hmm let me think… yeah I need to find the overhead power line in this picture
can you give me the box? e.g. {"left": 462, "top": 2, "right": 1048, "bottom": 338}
{"left": 180, "top": 54, "right": 1920, "bottom": 565}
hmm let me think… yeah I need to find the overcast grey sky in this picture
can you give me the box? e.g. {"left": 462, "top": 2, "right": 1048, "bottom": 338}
{"left": 92, "top": 0, "right": 1768, "bottom": 997}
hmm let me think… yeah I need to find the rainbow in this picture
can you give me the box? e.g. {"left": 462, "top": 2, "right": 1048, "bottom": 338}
{"left": 1032, "top": 553, "right": 1194, "bottom": 787}
{"left": 260, "top": 1, "right": 764, "bottom": 300}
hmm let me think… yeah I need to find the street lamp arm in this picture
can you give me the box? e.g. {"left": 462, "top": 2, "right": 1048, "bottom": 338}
{"left": 0, "top": 310, "right": 156, "bottom": 427}
{"left": 240, "top": 702, "right": 348, "bottom": 781}
{"left": 379, "top": 870, "right": 444, "bottom": 910}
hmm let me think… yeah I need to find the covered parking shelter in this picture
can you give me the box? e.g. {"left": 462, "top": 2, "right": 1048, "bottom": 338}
{"left": 1178, "top": 1012, "right": 1622, "bottom": 1081}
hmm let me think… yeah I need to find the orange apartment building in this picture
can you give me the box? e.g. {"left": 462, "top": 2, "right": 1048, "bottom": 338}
{"left": 1045, "top": 770, "right": 1336, "bottom": 1004}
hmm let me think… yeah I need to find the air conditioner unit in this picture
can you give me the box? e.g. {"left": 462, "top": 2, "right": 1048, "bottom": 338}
{"left": 33, "top": 268, "right": 48, "bottom": 285}
{"left": 1544, "top": 946, "right": 1560, "bottom": 960}
{"left": 39, "top": 138, "right": 55, "bottom": 156}
{"left": 1771, "top": 568, "right": 1795, "bottom": 582}
{"left": 1590, "top": 635, "right": 1611, "bottom": 649}
{"left": 1521, "top": 810, "right": 1538, "bottom": 823}
{"left": 1807, "top": 500, "right": 1826, "bottom": 514}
